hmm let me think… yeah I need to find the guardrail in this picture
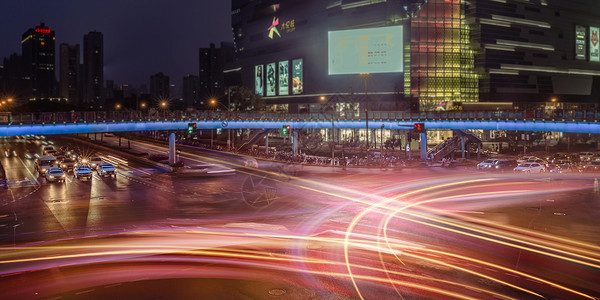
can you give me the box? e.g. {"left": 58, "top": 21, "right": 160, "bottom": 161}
{"left": 1, "top": 109, "right": 598, "bottom": 125}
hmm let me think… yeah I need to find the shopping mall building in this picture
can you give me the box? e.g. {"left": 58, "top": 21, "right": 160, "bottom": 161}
{"left": 230, "top": 0, "right": 600, "bottom": 113}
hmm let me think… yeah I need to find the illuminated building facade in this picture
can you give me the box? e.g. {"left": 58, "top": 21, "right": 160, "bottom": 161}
{"left": 21, "top": 22, "right": 57, "bottom": 101}
{"left": 231, "top": 0, "right": 600, "bottom": 112}
{"left": 468, "top": 0, "right": 600, "bottom": 106}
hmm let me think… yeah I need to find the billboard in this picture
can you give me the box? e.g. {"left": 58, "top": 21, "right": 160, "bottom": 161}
{"left": 292, "top": 58, "right": 303, "bottom": 95}
{"left": 575, "top": 25, "right": 587, "bottom": 60}
{"left": 266, "top": 62, "right": 276, "bottom": 96}
{"left": 591, "top": 26, "right": 599, "bottom": 62}
{"left": 255, "top": 65, "right": 264, "bottom": 96}
{"left": 328, "top": 26, "right": 404, "bottom": 75}
{"left": 278, "top": 60, "right": 289, "bottom": 95}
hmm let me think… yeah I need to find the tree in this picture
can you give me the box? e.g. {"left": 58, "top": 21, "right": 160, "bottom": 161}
{"left": 228, "top": 86, "right": 265, "bottom": 111}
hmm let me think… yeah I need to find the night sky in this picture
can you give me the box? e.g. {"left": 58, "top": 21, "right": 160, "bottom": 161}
{"left": 0, "top": 0, "right": 232, "bottom": 93}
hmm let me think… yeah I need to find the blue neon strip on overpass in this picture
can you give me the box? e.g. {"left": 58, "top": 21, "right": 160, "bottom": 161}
{"left": 0, "top": 120, "right": 599, "bottom": 137}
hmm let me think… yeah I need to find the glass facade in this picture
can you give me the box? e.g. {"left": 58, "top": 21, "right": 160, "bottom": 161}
{"left": 409, "top": 0, "right": 479, "bottom": 111}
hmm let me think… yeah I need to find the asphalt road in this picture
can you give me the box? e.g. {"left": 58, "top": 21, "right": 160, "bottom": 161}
{"left": 0, "top": 135, "right": 599, "bottom": 299}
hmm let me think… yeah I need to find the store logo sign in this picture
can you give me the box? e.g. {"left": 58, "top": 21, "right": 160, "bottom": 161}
{"left": 267, "top": 17, "right": 281, "bottom": 39}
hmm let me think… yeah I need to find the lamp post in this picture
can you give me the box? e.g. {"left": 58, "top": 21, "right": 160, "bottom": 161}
{"left": 210, "top": 97, "right": 231, "bottom": 150}
{"left": 360, "top": 73, "right": 370, "bottom": 153}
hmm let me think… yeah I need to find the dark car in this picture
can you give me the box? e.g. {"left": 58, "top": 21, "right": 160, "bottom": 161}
{"left": 491, "top": 159, "right": 519, "bottom": 172}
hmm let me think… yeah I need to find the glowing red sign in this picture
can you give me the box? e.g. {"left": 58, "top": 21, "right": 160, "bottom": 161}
{"left": 35, "top": 28, "right": 51, "bottom": 34}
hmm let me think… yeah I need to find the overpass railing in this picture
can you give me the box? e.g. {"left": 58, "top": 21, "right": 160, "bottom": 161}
{"left": 2, "top": 109, "right": 598, "bottom": 125}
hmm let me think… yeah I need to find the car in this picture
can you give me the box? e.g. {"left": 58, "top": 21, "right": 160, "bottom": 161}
{"left": 35, "top": 155, "right": 57, "bottom": 176}
{"left": 4, "top": 148, "right": 17, "bottom": 158}
{"left": 60, "top": 158, "right": 77, "bottom": 172}
{"left": 42, "top": 146, "right": 55, "bottom": 155}
{"left": 549, "top": 163, "right": 575, "bottom": 174}
{"left": 579, "top": 152, "right": 594, "bottom": 162}
{"left": 45, "top": 167, "right": 66, "bottom": 183}
{"left": 24, "top": 150, "right": 40, "bottom": 160}
{"left": 74, "top": 165, "right": 93, "bottom": 180}
{"left": 97, "top": 163, "right": 117, "bottom": 177}
{"left": 514, "top": 162, "right": 545, "bottom": 173}
{"left": 89, "top": 156, "right": 102, "bottom": 170}
{"left": 517, "top": 156, "right": 539, "bottom": 165}
{"left": 581, "top": 161, "right": 600, "bottom": 173}
{"left": 491, "top": 159, "right": 519, "bottom": 172}
{"left": 476, "top": 159, "right": 498, "bottom": 170}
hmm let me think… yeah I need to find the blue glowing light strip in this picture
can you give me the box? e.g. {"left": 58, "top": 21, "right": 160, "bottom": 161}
{"left": 0, "top": 120, "right": 599, "bottom": 137}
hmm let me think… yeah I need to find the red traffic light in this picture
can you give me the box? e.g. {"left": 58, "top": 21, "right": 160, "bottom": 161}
{"left": 413, "top": 123, "right": 425, "bottom": 133}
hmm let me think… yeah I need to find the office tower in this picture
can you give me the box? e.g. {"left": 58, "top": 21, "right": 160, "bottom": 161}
{"left": 183, "top": 75, "right": 200, "bottom": 108}
{"left": 150, "top": 72, "right": 170, "bottom": 99}
{"left": 59, "top": 43, "right": 80, "bottom": 103}
{"left": 199, "top": 42, "right": 232, "bottom": 100}
{"left": 83, "top": 31, "right": 104, "bottom": 106}
{"left": 21, "top": 22, "right": 56, "bottom": 101}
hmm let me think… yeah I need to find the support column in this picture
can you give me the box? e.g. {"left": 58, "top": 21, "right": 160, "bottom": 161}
{"left": 477, "top": 143, "right": 481, "bottom": 159}
{"left": 169, "top": 133, "right": 176, "bottom": 165}
{"left": 292, "top": 131, "right": 299, "bottom": 157}
{"left": 420, "top": 132, "right": 427, "bottom": 161}
{"left": 118, "top": 136, "right": 122, "bottom": 147}
{"left": 265, "top": 134, "right": 269, "bottom": 154}
{"left": 461, "top": 136, "right": 466, "bottom": 159}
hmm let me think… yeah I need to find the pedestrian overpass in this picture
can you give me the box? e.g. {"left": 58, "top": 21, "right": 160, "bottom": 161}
{"left": 2, "top": 109, "right": 600, "bottom": 136}
{"left": 1, "top": 109, "right": 599, "bottom": 162}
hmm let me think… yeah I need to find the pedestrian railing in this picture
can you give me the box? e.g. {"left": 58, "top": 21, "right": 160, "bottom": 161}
{"left": 1, "top": 109, "right": 598, "bottom": 125}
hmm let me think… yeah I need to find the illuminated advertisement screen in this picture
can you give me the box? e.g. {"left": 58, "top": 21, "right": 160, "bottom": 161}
{"left": 278, "top": 60, "right": 289, "bottom": 96}
{"left": 328, "top": 26, "right": 404, "bottom": 75}
{"left": 292, "top": 58, "right": 303, "bottom": 95}
{"left": 575, "top": 25, "right": 587, "bottom": 61}
{"left": 266, "top": 63, "right": 276, "bottom": 96}
{"left": 255, "top": 65, "right": 264, "bottom": 96}
{"left": 590, "top": 26, "right": 599, "bottom": 62}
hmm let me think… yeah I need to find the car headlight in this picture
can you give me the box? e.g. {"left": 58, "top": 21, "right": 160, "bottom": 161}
{"left": 61, "top": 174, "right": 66, "bottom": 178}
{"left": 49, "top": 175, "right": 55, "bottom": 179}
{"left": 495, "top": 165, "right": 499, "bottom": 168}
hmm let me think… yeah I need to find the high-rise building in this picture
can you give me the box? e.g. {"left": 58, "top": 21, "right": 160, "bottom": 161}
{"left": 59, "top": 43, "right": 80, "bottom": 103}
{"left": 0, "top": 53, "right": 29, "bottom": 105}
{"left": 150, "top": 72, "right": 170, "bottom": 100}
{"left": 199, "top": 42, "right": 233, "bottom": 101}
{"left": 83, "top": 31, "right": 104, "bottom": 106}
{"left": 21, "top": 22, "right": 57, "bottom": 101}
{"left": 183, "top": 75, "right": 200, "bottom": 108}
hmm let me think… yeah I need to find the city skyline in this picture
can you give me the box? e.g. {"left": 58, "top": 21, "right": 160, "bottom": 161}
{"left": 0, "top": 0, "right": 232, "bottom": 89}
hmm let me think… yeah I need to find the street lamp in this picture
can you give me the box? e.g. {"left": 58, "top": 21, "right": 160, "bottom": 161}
{"left": 140, "top": 102, "right": 147, "bottom": 109}
{"left": 115, "top": 104, "right": 121, "bottom": 110}
{"left": 360, "top": 73, "right": 370, "bottom": 152}
{"left": 210, "top": 96, "right": 232, "bottom": 150}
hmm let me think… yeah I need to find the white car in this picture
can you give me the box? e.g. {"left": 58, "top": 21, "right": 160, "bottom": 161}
{"left": 517, "top": 156, "right": 539, "bottom": 165}
{"left": 45, "top": 167, "right": 66, "bottom": 183}
{"left": 514, "top": 162, "right": 545, "bottom": 173}
{"left": 477, "top": 159, "right": 498, "bottom": 170}
{"left": 89, "top": 156, "right": 102, "bottom": 170}
{"left": 97, "top": 163, "right": 117, "bottom": 177}
{"left": 74, "top": 165, "right": 93, "bottom": 180}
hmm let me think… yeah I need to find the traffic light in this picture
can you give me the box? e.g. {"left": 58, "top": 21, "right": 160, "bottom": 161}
{"left": 187, "top": 122, "right": 197, "bottom": 135}
{"left": 413, "top": 123, "right": 425, "bottom": 133}
{"left": 282, "top": 125, "right": 290, "bottom": 135}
